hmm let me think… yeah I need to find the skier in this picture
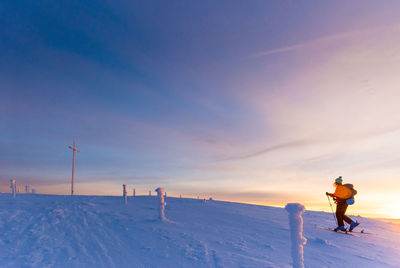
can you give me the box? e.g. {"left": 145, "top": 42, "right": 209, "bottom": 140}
{"left": 326, "top": 176, "right": 359, "bottom": 232}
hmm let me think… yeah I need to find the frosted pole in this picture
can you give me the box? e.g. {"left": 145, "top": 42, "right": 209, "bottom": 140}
{"left": 285, "top": 203, "right": 307, "bottom": 268}
{"left": 133, "top": 188, "right": 136, "bottom": 197}
{"left": 68, "top": 140, "right": 81, "bottom": 196}
{"left": 13, "top": 180, "right": 16, "bottom": 197}
{"left": 25, "top": 185, "right": 29, "bottom": 193}
{"left": 149, "top": 191, "right": 151, "bottom": 196}
{"left": 123, "top": 184, "right": 127, "bottom": 204}
{"left": 164, "top": 192, "right": 167, "bottom": 198}
{"left": 180, "top": 194, "right": 182, "bottom": 198}
{"left": 32, "top": 189, "right": 36, "bottom": 194}
{"left": 155, "top": 187, "right": 166, "bottom": 221}
{"left": 10, "top": 179, "right": 16, "bottom": 198}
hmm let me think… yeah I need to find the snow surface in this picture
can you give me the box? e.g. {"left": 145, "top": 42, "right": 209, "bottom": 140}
{"left": 1, "top": 194, "right": 400, "bottom": 268}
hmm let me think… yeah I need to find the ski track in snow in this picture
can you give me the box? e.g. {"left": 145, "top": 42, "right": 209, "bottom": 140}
{"left": 0, "top": 194, "right": 400, "bottom": 267}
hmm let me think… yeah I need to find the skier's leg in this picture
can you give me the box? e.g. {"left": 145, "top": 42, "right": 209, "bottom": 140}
{"left": 341, "top": 203, "right": 352, "bottom": 224}
{"left": 343, "top": 215, "right": 352, "bottom": 224}
{"left": 343, "top": 203, "right": 360, "bottom": 231}
{"left": 335, "top": 202, "right": 345, "bottom": 227}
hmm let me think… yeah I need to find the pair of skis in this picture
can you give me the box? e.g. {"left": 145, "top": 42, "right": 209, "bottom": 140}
{"left": 316, "top": 225, "right": 375, "bottom": 237}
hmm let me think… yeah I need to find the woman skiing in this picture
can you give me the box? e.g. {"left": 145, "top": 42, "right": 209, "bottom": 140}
{"left": 326, "top": 176, "right": 359, "bottom": 232}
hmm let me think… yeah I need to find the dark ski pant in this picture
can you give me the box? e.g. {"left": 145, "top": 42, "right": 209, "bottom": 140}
{"left": 336, "top": 202, "right": 353, "bottom": 227}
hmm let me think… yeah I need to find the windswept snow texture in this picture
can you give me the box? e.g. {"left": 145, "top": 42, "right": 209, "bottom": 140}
{"left": 0, "top": 194, "right": 400, "bottom": 267}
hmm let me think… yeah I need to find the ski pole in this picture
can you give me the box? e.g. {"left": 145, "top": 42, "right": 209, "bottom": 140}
{"left": 327, "top": 195, "right": 338, "bottom": 226}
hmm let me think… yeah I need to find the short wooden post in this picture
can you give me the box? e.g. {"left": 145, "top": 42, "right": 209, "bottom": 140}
{"left": 10, "top": 179, "right": 16, "bottom": 198}
{"left": 123, "top": 184, "right": 127, "bottom": 204}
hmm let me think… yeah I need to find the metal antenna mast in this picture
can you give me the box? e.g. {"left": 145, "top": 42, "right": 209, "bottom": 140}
{"left": 68, "top": 139, "right": 81, "bottom": 196}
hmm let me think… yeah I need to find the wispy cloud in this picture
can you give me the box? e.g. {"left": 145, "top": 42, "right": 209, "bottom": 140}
{"left": 221, "top": 125, "right": 400, "bottom": 162}
{"left": 222, "top": 139, "right": 312, "bottom": 161}
{"left": 247, "top": 26, "right": 388, "bottom": 59}
{"left": 249, "top": 43, "right": 309, "bottom": 58}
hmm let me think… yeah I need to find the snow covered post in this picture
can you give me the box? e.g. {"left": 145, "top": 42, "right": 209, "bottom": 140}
{"left": 10, "top": 179, "right": 16, "bottom": 198}
{"left": 285, "top": 203, "right": 307, "bottom": 268}
{"left": 133, "top": 188, "right": 136, "bottom": 197}
{"left": 149, "top": 190, "right": 151, "bottom": 196}
{"left": 155, "top": 187, "right": 166, "bottom": 221}
{"left": 164, "top": 192, "right": 167, "bottom": 198}
{"left": 31, "top": 189, "right": 36, "bottom": 194}
{"left": 25, "top": 185, "right": 29, "bottom": 193}
{"left": 180, "top": 194, "right": 182, "bottom": 198}
{"left": 123, "top": 184, "right": 127, "bottom": 204}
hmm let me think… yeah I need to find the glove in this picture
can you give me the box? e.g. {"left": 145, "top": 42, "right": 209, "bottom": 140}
{"left": 326, "top": 192, "right": 334, "bottom": 197}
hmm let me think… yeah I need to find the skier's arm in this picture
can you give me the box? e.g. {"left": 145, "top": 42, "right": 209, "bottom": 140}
{"left": 326, "top": 192, "right": 335, "bottom": 197}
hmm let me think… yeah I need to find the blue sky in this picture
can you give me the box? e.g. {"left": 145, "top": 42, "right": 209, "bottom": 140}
{"left": 2, "top": 1, "right": 400, "bottom": 217}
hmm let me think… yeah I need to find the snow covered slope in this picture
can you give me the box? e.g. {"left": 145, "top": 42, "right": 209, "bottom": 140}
{"left": 0, "top": 194, "right": 399, "bottom": 267}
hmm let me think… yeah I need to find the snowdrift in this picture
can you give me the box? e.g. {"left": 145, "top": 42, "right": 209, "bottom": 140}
{"left": 0, "top": 194, "right": 399, "bottom": 267}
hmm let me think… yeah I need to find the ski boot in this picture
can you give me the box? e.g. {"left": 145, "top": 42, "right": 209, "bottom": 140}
{"left": 334, "top": 226, "right": 347, "bottom": 233}
{"left": 349, "top": 221, "right": 359, "bottom": 232}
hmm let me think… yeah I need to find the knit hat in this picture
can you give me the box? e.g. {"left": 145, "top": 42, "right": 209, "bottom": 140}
{"left": 335, "top": 176, "right": 343, "bottom": 184}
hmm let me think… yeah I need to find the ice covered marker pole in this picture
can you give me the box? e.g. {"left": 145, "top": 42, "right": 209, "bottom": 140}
{"left": 133, "top": 188, "right": 136, "bottom": 197}
{"left": 155, "top": 187, "right": 166, "bottom": 221}
{"left": 149, "top": 190, "right": 151, "bottom": 196}
{"left": 285, "top": 203, "right": 307, "bottom": 268}
{"left": 25, "top": 185, "right": 29, "bottom": 193}
{"left": 10, "top": 179, "right": 16, "bottom": 198}
{"left": 123, "top": 184, "right": 127, "bottom": 204}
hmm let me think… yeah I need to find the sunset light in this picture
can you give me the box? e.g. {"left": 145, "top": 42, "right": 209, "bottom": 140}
{"left": 1, "top": 2, "right": 400, "bottom": 220}
{"left": 1, "top": 2, "right": 400, "bottom": 266}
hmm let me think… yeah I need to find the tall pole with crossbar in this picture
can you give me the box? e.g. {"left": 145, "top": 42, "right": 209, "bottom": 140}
{"left": 68, "top": 140, "right": 81, "bottom": 196}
